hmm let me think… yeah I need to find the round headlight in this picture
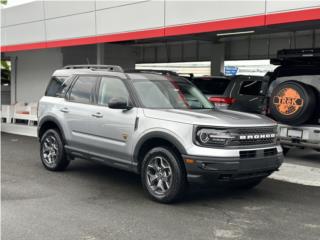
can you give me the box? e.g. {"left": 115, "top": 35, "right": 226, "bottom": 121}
{"left": 198, "top": 130, "right": 209, "bottom": 143}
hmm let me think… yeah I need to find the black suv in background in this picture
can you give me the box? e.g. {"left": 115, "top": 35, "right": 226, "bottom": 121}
{"left": 189, "top": 76, "right": 232, "bottom": 107}
{"left": 190, "top": 75, "right": 268, "bottom": 113}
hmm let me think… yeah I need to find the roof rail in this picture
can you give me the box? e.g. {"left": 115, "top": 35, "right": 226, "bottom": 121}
{"left": 63, "top": 65, "right": 124, "bottom": 72}
{"left": 125, "top": 69, "right": 179, "bottom": 76}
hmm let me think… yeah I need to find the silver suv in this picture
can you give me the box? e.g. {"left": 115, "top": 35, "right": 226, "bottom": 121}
{"left": 38, "top": 65, "right": 283, "bottom": 203}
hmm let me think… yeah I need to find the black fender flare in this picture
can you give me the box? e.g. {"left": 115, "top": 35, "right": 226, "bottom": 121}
{"left": 38, "top": 116, "right": 67, "bottom": 144}
{"left": 133, "top": 131, "right": 187, "bottom": 164}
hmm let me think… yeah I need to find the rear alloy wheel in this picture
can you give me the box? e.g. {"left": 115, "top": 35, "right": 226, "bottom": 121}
{"left": 40, "top": 129, "right": 70, "bottom": 171}
{"left": 141, "top": 147, "right": 186, "bottom": 203}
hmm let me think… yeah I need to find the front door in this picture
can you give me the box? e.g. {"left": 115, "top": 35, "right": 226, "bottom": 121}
{"left": 86, "top": 76, "right": 138, "bottom": 165}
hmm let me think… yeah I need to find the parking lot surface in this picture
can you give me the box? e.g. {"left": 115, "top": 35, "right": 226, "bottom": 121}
{"left": 2, "top": 133, "right": 320, "bottom": 240}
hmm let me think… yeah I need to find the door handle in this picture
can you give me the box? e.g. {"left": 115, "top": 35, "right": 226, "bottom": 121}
{"left": 60, "top": 107, "right": 69, "bottom": 113}
{"left": 91, "top": 112, "right": 103, "bottom": 118}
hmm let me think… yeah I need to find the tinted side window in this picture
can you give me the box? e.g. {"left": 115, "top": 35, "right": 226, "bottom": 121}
{"left": 239, "top": 81, "right": 262, "bottom": 96}
{"left": 98, "top": 77, "right": 129, "bottom": 106}
{"left": 45, "top": 76, "right": 72, "bottom": 97}
{"left": 69, "top": 76, "right": 97, "bottom": 104}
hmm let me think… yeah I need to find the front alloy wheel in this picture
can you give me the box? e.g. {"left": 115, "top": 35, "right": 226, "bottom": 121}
{"left": 146, "top": 156, "right": 173, "bottom": 195}
{"left": 141, "top": 146, "right": 186, "bottom": 203}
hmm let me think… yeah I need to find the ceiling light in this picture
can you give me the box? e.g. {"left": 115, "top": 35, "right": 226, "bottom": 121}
{"left": 217, "top": 30, "right": 255, "bottom": 37}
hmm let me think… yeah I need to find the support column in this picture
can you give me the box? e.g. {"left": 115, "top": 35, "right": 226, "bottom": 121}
{"left": 210, "top": 43, "right": 225, "bottom": 76}
{"left": 97, "top": 43, "right": 105, "bottom": 65}
{"left": 10, "top": 56, "right": 17, "bottom": 104}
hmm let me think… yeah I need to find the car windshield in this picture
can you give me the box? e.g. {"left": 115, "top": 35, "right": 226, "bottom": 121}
{"left": 132, "top": 77, "right": 214, "bottom": 109}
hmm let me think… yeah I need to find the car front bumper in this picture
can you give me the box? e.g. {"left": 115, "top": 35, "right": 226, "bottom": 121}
{"left": 182, "top": 151, "right": 283, "bottom": 184}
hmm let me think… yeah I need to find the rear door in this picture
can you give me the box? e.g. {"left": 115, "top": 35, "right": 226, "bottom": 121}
{"left": 63, "top": 75, "right": 99, "bottom": 152}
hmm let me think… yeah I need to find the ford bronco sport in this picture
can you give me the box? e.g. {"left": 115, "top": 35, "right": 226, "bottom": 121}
{"left": 38, "top": 65, "right": 283, "bottom": 203}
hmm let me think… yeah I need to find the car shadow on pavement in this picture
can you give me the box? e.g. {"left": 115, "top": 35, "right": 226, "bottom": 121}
{"left": 64, "top": 159, "right": 271, "bottom": 204}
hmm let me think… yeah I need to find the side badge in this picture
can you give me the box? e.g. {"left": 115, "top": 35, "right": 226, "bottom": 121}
{"left": 122, "top": 133, "right": 128, "bottom": 141}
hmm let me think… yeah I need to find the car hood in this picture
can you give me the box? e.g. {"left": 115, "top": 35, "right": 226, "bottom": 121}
{"left": 143, "top": 108, "right": 276, "bottom": 127}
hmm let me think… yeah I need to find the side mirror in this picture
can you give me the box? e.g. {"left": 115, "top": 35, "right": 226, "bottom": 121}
{"left": 108, "top": 97, "right": 132, "bottom": 110}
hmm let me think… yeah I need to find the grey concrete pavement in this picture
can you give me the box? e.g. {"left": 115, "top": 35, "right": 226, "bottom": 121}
{"left": 2, "top": 133, "right": 320, "bottom": 240}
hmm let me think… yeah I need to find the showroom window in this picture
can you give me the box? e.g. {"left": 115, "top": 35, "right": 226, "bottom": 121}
{"left": 239, "top": 81, "right": 262, "bottom": 96}
{"left": 98, "top": 77, "right": 129, "bottom": 106}
{"left": 69, "top": 76, "right": 97, "bottom": 104}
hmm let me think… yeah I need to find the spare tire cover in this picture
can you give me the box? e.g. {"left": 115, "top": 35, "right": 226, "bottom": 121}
{"left": 269, "top": 81, "right": 316, "bottom": 125}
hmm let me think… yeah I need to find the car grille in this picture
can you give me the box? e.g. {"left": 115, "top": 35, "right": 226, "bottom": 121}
{"left": 236, "top": 127, "right": 277, "bottom": 134}
{"left": 230, "top": 138, "right": 276, "bottom": 146}
{"left": 240, "top": 150, "right": 256, "bottom": 159}
{"left": 229, "top": 127, "right": 277, "bottom": 146}
{"left": 239, "top": 148, "right": 278, "bottom": 159}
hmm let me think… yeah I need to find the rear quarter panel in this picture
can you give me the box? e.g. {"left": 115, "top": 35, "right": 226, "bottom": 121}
{"left": 38, "top": 96, "right": 71, "bottom": 141}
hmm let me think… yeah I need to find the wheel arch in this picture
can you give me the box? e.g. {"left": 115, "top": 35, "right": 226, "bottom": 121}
{"left": 133, "top": 131, "right": 187, "bottom": 173}
{"left": 38, "top": 116, "right": 66, "bottom": 144}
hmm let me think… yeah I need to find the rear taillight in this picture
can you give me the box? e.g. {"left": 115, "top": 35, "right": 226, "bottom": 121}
{"left": 209, "top": 97, "right": 236, "bottom": 105}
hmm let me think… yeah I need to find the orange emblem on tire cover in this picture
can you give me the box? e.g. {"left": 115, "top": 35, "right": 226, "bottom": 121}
{"left": 273, "top": 88, "right": 304, "bottom": 115}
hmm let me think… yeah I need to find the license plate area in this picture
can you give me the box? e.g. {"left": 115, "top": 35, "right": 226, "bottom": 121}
{"left": 287, "top": 129, "right": 303, "bottom": 139}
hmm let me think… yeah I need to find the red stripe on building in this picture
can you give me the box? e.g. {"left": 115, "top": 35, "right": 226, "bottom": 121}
{"left": 4, "top": 42, "right": 47, "bottom": 52}
{"left": 266, "top": 7, "right": 320, "bottom": 25}
{"left": 46, "top": 36, "right": 99, "bottom": 49}
{"left": 95, "top": 28, "right": 165, "bottom": 44}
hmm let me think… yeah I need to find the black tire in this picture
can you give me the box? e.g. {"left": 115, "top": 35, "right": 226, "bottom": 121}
{"left": 141, "top": 146, "right": 187, "bottom": 203}
{"left": 40, "top": 129, "right": 70, "bottom": 171}
{"left": 282, "top": 147, "right": 290, "bottom": 156}
{"left": 269, "top": 81, "right": 316, "bottom": 125}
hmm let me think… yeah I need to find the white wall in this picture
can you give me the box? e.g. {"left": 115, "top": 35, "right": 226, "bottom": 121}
{"left": 96, "top": 0, "right": 164, "bottom": 35}
{"left": 165, "top": 0, "right": 265, "bottom": 26}
{"left": 266, "top": 0, "right": 320, "bottom": 13}
{"left": 8, "top": 48, "right": 63, "bottom": 103}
